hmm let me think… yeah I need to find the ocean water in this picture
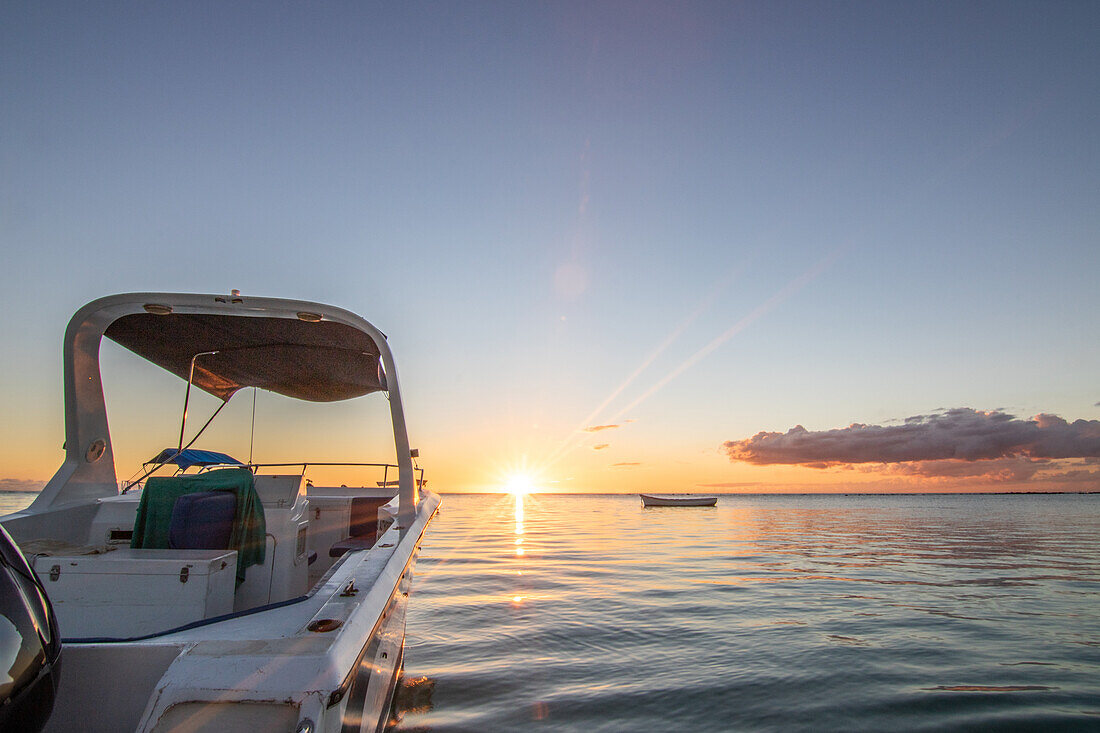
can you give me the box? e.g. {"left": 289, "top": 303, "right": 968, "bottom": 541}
{"left": 4, "top": 491, "right": 1097, "bottom": 730}
{"left": 0, "top": 491, "right": 34, "bottom": 514}
{"left": 393, "top": 493, "right": 1100, "bottom": 732}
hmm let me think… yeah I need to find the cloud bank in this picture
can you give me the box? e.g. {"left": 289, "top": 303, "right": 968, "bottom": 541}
{"left": 0, "top": 478, "right": 43, "bottom": 493}
{"left": 724, "top": 409, "right": 1100, "bottom": 467}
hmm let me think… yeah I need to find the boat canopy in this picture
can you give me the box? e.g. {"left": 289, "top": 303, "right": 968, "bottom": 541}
{"left": 23, "top": 292, "right": 417, "bottom": 522}
{"left": 146, "top": 449, "right": 244, "bottom": 470}
{"left": 105, "top": 312, "right": 385, "bottom": 402}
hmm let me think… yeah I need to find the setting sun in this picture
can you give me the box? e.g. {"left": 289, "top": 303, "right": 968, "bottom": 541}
{"left": 504, "top": 473, "right": 536, "bottom": 495}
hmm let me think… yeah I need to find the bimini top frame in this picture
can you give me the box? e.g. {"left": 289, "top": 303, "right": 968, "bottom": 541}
{"left": 31, "top": 292, "right": 419, "bottom": 525}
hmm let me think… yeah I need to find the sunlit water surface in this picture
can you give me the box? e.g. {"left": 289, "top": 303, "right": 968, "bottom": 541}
{"left": 3, "top": 492, "right": 1097, "bottom": 731}
{"left": 394, "top": 493, "right": 1100, "bottom": 732}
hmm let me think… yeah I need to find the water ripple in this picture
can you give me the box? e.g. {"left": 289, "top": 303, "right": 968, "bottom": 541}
{"left": 395, "top": 493, "right": 1100, "bottom": 731}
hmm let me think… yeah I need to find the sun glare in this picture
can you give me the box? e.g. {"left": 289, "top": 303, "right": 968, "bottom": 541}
{"left": 504, "top": 473, "right": 536, "bottom": 495}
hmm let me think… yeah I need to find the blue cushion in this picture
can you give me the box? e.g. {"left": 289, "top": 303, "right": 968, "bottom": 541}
{"left": 168, "top": 490, "right": 237, "bottom": 550}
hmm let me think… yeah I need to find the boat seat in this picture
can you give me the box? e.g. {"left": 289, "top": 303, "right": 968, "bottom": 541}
{"left": 329, "top": 537, "right": 375, "bottom": 558}
{"left": 328, "top": 496, "right": 388, "bottom": 557}
{"left": 131, "top": 468, "right": 266, "bottom": 586}
{"left": 169, "top": 491, "right": 237, "bottom": 550}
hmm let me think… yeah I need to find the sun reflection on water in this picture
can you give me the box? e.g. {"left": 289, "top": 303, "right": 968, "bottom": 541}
{"left": 514, "top": 492, "right": 524, "bottom": 557}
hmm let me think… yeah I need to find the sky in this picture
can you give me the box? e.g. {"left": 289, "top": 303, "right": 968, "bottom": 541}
{"left": 1, "top": 1, "right": 1098, "bottom": 494}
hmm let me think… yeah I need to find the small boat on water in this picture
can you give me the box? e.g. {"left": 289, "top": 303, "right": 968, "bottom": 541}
{"left": 640, "top": 494, "right": 718, "bottom": 507}
{"left": 1, "top": 291, "right": 440, "bottom": 732}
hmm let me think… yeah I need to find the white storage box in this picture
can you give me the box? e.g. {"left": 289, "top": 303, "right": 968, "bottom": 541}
{"left": 33, "top": 548, "right": 237, "bottom": 639}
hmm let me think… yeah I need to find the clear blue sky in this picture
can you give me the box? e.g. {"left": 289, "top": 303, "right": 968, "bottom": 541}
{"left": 2, "top": 1, "right": 1098, "bottom": 491}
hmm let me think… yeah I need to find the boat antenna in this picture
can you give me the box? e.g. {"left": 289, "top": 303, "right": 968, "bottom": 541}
{"left": 248, "top": 387, "right": 257, "bottom": 465}
{"left": 121, "top": 350, "right": 224, "bottom": 493}
{"left": 121, "top": 398, "right": 230, "bottom": 492}
{"left": 178, "top": 351, "right": 218, "bottom": 452}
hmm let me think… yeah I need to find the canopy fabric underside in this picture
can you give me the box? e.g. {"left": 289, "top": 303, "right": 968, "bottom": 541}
{"left": 105, "top": 313, "right": 384, "bottom": 402}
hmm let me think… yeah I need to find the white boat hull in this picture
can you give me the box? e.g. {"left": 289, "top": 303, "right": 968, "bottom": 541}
{"left": 640, "top": 494, "right": 718, "bottom": 507}
{"left": 38, "top": 491, "right": 438, "bottom": 733}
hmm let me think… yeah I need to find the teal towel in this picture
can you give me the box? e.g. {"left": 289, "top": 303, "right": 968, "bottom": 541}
{"left": 131, "top": 467, "right": 266, "bottom": 585}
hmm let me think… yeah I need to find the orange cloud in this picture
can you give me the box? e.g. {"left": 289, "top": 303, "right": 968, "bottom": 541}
{"left": 585, "top": 424, "right": 620, "bottom": 433}
{"left": 869, "top": 457, "right": 1043, "bottom": 482}
{"left": 724, "top": 409, "right": 1100, "bottom": 465}
{"left": 721, "top": 409, "right": 1100, "bottom": 491}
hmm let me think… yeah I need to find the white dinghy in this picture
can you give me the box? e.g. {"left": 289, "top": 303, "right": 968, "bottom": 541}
{"left": 640, "top": 494, "right": 718, "bottom": 507}
{"left": 1, "top": 292, "right": 440, "bottom": 733}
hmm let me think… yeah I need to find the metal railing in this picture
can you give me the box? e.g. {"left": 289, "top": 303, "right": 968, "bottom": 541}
{"left": 243, "top": 462, "right": 426, "bottom": 490}
{"left": 126, "top": 461, "right": 426, "bottom": 495}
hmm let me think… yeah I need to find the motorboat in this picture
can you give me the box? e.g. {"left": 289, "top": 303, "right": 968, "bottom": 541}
{"left": 640, "top": 494, "right": 718, "bottom": 507}
{"left": 1, "top": 292, "right": 440, "bottom": 732}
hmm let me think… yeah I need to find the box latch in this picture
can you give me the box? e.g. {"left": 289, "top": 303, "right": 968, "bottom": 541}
{"left": 49, "top": 565, "right": 60, "bottom": 582}
{"left": 179, "top": 567, "right": 189, "bottom": 583}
